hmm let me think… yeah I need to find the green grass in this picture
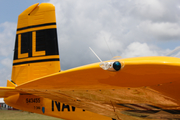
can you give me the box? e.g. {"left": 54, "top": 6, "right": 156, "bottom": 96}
{"left": 0, "top": 109, "right": 63, "bottom": 120}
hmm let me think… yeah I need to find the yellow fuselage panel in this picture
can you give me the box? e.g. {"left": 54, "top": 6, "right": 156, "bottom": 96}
{"left": 4, "top": 94, "right": 113, "bottom": 120}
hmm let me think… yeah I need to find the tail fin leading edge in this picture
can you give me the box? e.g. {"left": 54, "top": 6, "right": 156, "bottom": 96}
{"left": 11, "top": 3, "right": 60, "bottom": 85}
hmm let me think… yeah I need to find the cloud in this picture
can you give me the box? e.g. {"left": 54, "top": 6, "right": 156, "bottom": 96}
{"left": 121, "top": 42, "right": 158, "bottom": 58}
{"left": 132, "top": 0, "right": 165, "bottom": 20}
{"left": 138, "top": 21, "right": 180, "bottom": 40}
{"left": 0, "top": 22, "right": 16, "bottom": 86}
{"left": 0, "top": 68, "right": 11, "bottom": 86}
{"left": 0, "top": 22, "right": 16, "bottom": 56}
{"left": 1, "top": 58, "right": 12, "bottom": 69}
{"left": 47, "top": 0, "right": 180, "bottom": 70}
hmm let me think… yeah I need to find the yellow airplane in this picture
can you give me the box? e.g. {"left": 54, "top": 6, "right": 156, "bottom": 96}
{"left": 1, "top": 3, "right": 180, "bottom": 120}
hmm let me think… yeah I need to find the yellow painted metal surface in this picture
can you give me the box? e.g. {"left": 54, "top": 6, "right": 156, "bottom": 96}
{"left": 18, "top": 34, "right": 28, "bottom": 59}
{"left": 13, "top": 55, "right": 60, "bottom": 64}
{"left": 32, "top": 31, "right": 46, "bottom": 56}
{"left": 18, "top": 56, "right": 180, "bottom": 89}
{"left": 11, "top": 3, "right": 60, "bottom": 85}
{"left": 2, "top": 2, "right": 180, "bottom": 120}
{"left": 15, "top": 56, "right": 180, "bottom": 119}
{"left": 0, "top": 87, "right": 19, "bottom": 98}
{"left": 17, "top": 3, "right": 56, "bottom": 29}
{"left": 6, "top": 80, "right": 16, "bottom": 87}
{"left": 4, "top": 94, "right": 114, "bottom": 120}
{"left": 12, "top": 61, "right": 60, "bottom": 85}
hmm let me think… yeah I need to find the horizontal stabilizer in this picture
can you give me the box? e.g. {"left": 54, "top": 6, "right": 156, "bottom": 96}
{"left": 0, "top": 87, "right": 20, "bottom": 98}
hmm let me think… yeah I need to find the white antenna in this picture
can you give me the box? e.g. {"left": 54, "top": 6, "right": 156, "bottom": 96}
{"left": 166, "top": 46, "right": 180, "bottom": 56}
{"left": 89, "top": 47, "right": 102, "bottom": 62}
{"left": 104, "top": 37, "right": 113, "bottom": 58}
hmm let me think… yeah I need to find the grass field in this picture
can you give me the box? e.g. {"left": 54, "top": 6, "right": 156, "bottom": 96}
{"left": 0, "top": 110, "right": 63, "bottom": 120}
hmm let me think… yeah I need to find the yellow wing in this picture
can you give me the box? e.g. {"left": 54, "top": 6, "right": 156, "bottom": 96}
{"left": 16, "top": 56, "right": 180, "bottom": 119}
{"left": 17, "top": 56, "right": 180, "bottom": 89}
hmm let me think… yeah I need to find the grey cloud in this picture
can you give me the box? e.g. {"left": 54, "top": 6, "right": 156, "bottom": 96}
{"left": 0, "top": 22, "right": 16, "bottom": 86}
{"left": 0, "top": 22, "right": 16, "bottom": 56}
{"left": 1, "top": 58, "right": 12, "bottom": 69}
{"left": 48, "top": 0, "right": 180, "bottom": 70}
{"left": 121, "top": 42, "right": 159, "bottom": 58}
{"left": 0, "top": 68, "right": 11, "bottom": 86}
{"left": 139, "top": 21, "right": 180, "bottom": 40}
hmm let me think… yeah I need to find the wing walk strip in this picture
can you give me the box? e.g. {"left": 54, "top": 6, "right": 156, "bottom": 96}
{"left": 13, "top": 55, "right": 60, "bottom": 65}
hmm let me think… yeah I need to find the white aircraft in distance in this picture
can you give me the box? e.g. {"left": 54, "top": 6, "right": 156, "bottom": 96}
{"left": 1, "top": 3, "right": 180, "bottom": 120}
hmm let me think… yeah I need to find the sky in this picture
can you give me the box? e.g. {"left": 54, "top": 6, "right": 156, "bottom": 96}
{"left": 0, "top": 0, "right": 180, "bottom": 87}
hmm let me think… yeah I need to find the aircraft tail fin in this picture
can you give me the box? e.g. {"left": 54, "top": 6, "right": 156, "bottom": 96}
{"left": 11, "top": 3, "right": 60, "bottom": 85}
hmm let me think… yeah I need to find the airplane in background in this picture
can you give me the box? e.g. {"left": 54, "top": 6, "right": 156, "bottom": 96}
{"left": 1, "top": 3, "right": 180, "bottom": 120}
